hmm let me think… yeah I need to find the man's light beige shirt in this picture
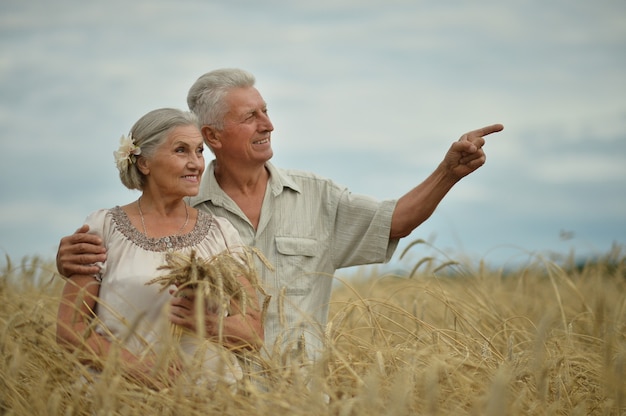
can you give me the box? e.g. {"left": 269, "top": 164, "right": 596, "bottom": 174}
{"left": 188, "top": 161, "right": 398, "bottom": 358}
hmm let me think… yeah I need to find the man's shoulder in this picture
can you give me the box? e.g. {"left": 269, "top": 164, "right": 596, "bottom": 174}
{"left": 271, "top": 164, "right": 338, "bottom": 186}
{"left": 271, "top": 166, "right": 347, "bottom": 198}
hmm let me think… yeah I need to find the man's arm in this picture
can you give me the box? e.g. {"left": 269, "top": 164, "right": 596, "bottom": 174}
{"left": 56, "top": 224, "right": 107, "bottom": 277}
{"left": 390, "top": 124, "right": 503, "bottom": 239}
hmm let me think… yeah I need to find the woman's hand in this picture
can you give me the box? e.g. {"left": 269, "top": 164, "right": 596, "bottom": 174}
{"left": 122, "top": 349, "right": 183, "bottom": 390}
{"left": 168, "top": 278, "right": 264, "bottom": 350}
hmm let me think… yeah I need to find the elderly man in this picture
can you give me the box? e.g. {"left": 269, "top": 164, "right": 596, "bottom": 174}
{"left": 56, "top": 68, "right": 503, "bottom": 360}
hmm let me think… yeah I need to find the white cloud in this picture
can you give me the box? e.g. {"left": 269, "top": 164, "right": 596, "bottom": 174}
{"left": 531, "top": 154, "right": 626, "bottom": 184}
{"left": 1, "top": 0, "right": 625, "bottom": 264}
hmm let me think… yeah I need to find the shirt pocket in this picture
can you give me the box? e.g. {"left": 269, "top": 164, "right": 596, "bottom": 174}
{"left": 274, "top": 236, "right": 321, "bottom": 296}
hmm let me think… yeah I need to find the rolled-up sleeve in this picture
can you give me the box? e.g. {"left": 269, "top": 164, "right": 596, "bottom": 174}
{"left": 332, "top": 191, "right": 399, "bottom": 269}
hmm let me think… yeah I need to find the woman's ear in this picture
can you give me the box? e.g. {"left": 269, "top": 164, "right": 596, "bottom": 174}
{"left": 136, "top": 156, "right": 149, "bottom": 175}
{"left": 202, "top": 125, "right": 221, "bottom": 150}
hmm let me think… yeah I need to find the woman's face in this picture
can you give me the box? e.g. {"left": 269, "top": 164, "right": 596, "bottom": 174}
{"left": 142, "top": 124, "right": 205, "bottom": 198}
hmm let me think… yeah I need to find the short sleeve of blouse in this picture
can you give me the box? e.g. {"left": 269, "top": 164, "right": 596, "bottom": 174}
{"left": 212, "top": 215, "right": 245, "bottom": 251}
{"left": 83, "top": 208, "right": 110, "bottom": 282}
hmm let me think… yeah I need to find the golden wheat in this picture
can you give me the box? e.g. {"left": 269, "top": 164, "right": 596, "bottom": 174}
{"left": 147, "top": 247, "right": 271, "bottom": 345}
{"left": 1, "top": 245, "right": 625, "bottom": 415}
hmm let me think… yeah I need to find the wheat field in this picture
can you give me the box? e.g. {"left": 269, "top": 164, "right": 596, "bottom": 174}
{"left": 1, "top": 244, "right": 625, "bottom": 415}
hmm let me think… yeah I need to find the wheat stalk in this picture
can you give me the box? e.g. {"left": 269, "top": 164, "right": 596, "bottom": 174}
{"left": 146, "top": 247, "right": 271, "bottom": 343}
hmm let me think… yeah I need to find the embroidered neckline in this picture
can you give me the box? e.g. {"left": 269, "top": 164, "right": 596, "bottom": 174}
{"left": 110, "top": 205, "right": 214, "bottom": 252}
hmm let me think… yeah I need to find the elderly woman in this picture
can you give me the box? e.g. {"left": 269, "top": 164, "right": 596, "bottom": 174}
{"left": 56, "top": 108, "right": 263, "bottom": 389}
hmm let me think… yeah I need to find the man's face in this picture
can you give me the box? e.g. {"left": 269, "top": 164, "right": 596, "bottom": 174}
{"left": 217, "top": 86, "right": 274, "bottom": 165}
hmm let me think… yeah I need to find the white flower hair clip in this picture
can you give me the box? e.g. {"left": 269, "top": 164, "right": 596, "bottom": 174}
{"left": 113, "top": 133, "right": 142, "bottom": 171}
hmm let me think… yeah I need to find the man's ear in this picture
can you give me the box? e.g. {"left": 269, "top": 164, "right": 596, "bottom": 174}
{"left": 201, "top": 125, "right": 221, "bottom": 150}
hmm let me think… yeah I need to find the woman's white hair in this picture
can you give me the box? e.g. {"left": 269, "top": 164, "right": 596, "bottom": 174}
{"left": 118, "top": 108, "right": 198, "bottom": 190}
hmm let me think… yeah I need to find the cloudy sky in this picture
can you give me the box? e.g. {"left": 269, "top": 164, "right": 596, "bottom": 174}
{"left": 1, "top": 0, "right": 625, "bottom": 274}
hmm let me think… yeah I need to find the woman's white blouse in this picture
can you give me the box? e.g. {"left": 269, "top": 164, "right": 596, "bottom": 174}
{"left": 84, "top": 206, "right": 244, "bottom": 356}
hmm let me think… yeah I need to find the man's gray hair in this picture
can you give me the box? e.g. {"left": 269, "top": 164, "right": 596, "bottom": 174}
{"left": 187, "top": 68, "right": 256, "bottom": 130}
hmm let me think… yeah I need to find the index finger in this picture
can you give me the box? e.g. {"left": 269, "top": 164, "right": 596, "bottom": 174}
{"left": 74, "top": 224, "right": 91, "bottom": 234}
{"left": 466, "top": 123, "right": 504, "bottom": 138}
{"left": 67, "top": 232, "right": 102, "bottom": 246}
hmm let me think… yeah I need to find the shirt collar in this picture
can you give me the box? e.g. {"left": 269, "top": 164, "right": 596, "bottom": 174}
{"left": 187, "top": 160, "right": 301, "bottom": 207}
{"left": 265, "top": 161, "right": 301, "bottom": 196}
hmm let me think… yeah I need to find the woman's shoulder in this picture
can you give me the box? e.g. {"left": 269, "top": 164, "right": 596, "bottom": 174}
{"left": 198, "top": 210, "right": 236, "bottom": 232}
{"left": 84, "top": 207, "right": 115, "bottom": 226}
{"left": 198, "top": 210, "right": 244, "bottom": 246}
{"left": 80, "top": 207, "right": 120, "bottom": 240}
